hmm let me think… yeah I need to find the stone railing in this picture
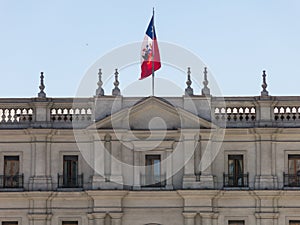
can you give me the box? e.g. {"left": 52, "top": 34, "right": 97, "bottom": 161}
{"left": 271, "top": 96, "right": 300, "bottom": 127}
{"left": 50, "top": 107, "right": 93, "bottom": 123}
{"left": 1, "top": 96, "right": 300, "bottom": 129}
{"left": 0, "top": 99, "right": 34, "bottom": 128}
{"left": 50, "top": 98, "right": 94, "bottom": 128}
{"left": 0, "top": 108, "right": 33, "bottom": 123}
{"left": 212, "top": 97, "right": 257, "bottom": 127}
{"left": 214, "top": 106, "right": 256, "bottom": 122}
{"left": 274, "top": 106, "right": 300, "bottom": 121}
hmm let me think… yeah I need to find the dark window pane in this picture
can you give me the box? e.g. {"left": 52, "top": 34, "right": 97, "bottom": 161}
{"left": 288, "top": 155, "right": 300, "bottom": 175}
{"left": 4, "top": 156, "right": 19, "bottom": 176}
{"left": 145, "top": 155, "right": 162, "bottom": 186}
{"left": 227, "top": 155, "right": 244, "bottom": 187}
{"left": 290, "top": 221, "right": 300, "bottom": 225}
{"left": 228, "top": 221, "right": 245, "bottom": 225}
{"left": 62, "top": 222, "right": 78, "bottom": 225}
{"left": 3, "top": 156, "right": 20, "bottom": 188}
{"left": 2, "top": 222, "right": 18, "bottom": 225}
{"left": 63, "top": 155, "right": 78, "bottom": 187}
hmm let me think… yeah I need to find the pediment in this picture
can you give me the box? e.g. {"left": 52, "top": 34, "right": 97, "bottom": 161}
{"left": 90, "top": 97, "right": 213, "bottom": 130}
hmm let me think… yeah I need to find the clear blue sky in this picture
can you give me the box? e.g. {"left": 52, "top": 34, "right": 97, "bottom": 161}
{"left": 0, "top": 0, "right": 299, "bottom": 97}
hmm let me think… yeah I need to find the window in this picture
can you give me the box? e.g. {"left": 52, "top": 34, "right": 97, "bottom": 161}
{"left": 224, "top": 155, "right": 248, "bottom": 187}
{"left": 58, "top": 155, "right": 83, "bottom": 188}
{"left": 3, "top": 156, "right": 22, "bottom": 188}
{"left": 144, "top": 155, "right": 164, "bottom": 187}
{"left": 228, "top": 221, "right": 245, "bottom": 225}
{"left": 2, "top": 222, "right": 18, "bottom": 225}
{"left": 63, "top": 155, "right": 78, "bottom": 186}
{"left": 62, "top": 222, "right": 78, "bottom": 225}
{"left": 290, "top": 221, "right": 300, "bottom": 225}
{"left": 288, "top": 155, "right": 300, "bottom": 175}
{"left": 284, "top": 155, "right": 300, "bottom": 187}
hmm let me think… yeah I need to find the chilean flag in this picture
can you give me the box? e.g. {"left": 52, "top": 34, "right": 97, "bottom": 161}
{"left": 140, "top": 15, "right": 161, "bottom": 80}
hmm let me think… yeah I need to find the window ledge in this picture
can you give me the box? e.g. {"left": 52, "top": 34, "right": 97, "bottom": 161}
{"left": 56, "top": 188, "right": 84, "bottom": 192}
{"left": 223, "top": 187, "right": 250, "bottom": 190}
{"left": 0, "top": 188, "right": 24, "bottom": 192}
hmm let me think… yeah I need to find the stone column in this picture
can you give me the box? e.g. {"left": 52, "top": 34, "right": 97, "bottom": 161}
{"left": 198, "top": 135, "right": 214, "bottom": 189}
{"left": 28, "top": 130, "right": 53, "bottom": 191}
{"left": 255, "top": 212, "right": 279, "bottom": 225}
{"left": 165, "top": 149, "right": 173, "bottom": 189}
{"left": 133, "top": 148, "right": 141, "bottom": 190}
{"left": 182, "top": 212, "right": 196, "bottom": 225}
{"left": 110, "top": 139, "right": 123, "bottom": 189}
{"left": 88, "top": 213, "right": 106, "bottom": 225}
{"left": 194, "top": 138, "right": 201, "bottom": 178}
{"left": 28, "top": 214, "right": 51, "bottom": 225}
{"left": 254, "top": 129, "right": 277, "bottom": 189}
{"left": 254, "top": 99, "right": 278, "bottom": 189}
{"left": 182, "top": 132, "right": 199, "bottom": 189}
{"left": 91, "top": 133, "right": 106, "bottom": 189}
{"left": 200, "top": 213, "right": 214, "bottom": 225}
{"left": 104, "top": 134, "right": 112, "bottom": 180}
{"left": 110, "top": 212, "right": 123, "bottom": 225}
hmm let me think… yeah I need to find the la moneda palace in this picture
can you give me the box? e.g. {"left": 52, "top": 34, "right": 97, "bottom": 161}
{"left": 1, "top": 68, "right": 300, "bottom": 225}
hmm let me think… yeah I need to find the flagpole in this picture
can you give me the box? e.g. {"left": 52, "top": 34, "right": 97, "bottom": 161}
{"left": 152, "top": 7, "right": 155, "bottom": 96}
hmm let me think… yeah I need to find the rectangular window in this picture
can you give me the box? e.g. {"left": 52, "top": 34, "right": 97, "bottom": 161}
{"left": 2, "top": 222, "right": 18, "bottom": 225}
{"left": 288, "top": 155, "right": 300, "bottom": 175}
{"left": 63, "top": 155, "right": 78, "bottom": 187}
{"left": 286, "top": 155, "right": 300, "bottom": 187}
{"left": 228, "top": 221, "right": 245, "bottom": 225}
{"left": 3, "top": 156, "right": 20, "bottom": 188}
{"left": 145, "top": 155, "right": 162, "bottom": 187}
{"left": 62, "top": 222, "right": 78, "bottom": 225}
{"left": 227, "top": 155, "right": 244, "bottom": 187}
{"left": 290, "top": 221, "right": 300, "bottom": 225}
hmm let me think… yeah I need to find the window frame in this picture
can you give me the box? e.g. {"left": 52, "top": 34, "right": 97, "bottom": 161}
{"left": 59, "top": 217, "right": 81, "bottom": 225}
{"left": 228, "top": 220, "right": 245, "bottom": 225}
{"left": 2, "top": 222, "right": 19, "bottom": 225}
{"left": 0, "top": 218, "right": 21, "bottom": 225}
{"left": 62, "top": 221, "right": 79, "bottom": 225}
{"left": 224, "top": 151, "right": 247, "bottom": 176}
{"left": 0, "top": 152, "right": 23, "bottom": 176}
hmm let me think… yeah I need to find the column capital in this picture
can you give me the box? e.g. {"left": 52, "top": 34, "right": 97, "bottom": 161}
{"left": 88, "top": 212, "right": 107, "bottom": 219}
{"left": 199, "top": 212, "right": 215, "bottom": 218}
{"left": 27, "top": 213, "right": 52, "bottom": 220}
{"left": 182, "top": 212, "right": 197, "bottom": 218}
{"left": 109, "top": 212, "right": 123, "bottom": 219}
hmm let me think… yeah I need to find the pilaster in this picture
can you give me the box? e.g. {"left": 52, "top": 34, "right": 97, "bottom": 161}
{"left": 182, "top": 131, "right": 200, "bottom": 189}
{"left": 28, "top": 129, "right": 53, "bottom": 191}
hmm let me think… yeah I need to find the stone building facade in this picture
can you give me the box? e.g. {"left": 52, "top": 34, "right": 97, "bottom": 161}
{"left": 1, "top": 71, "right": 300, "bottom": 225}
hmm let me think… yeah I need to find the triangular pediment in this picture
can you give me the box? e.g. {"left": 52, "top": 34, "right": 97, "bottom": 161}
{"left": 90, "top": 97, "right": 213, "bottom": 130}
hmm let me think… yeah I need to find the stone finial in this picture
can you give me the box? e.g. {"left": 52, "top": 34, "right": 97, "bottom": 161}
{"left": 112, "top": 69, "right": 121, "bottom": 96}
{"left": 261, "top": 70, "right": 269, "bottom": 96}
{"left": 38, "top": 72, "right": 46, "bottom": 98}
{"left": 201, "top": 67, "right": 210, "bottom": 96}
{"left": 185, "top": 67, "right": 193, "bottom": 96}
{"left": 96, "top": 69, "right": 104, "bottom": 96}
